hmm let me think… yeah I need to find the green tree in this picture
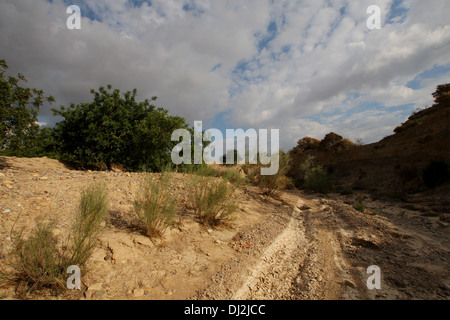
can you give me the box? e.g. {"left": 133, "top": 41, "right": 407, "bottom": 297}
{"left": 52, "top": 85, "right": 188, "bottom": 171}
{"left": 432, "top": 83, "right": 450, "bottom": 108}
{"left": 0, "top": 59, "right": 55, "bottom": 155}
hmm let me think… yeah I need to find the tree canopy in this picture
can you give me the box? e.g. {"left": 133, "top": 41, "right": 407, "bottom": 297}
{"left": 0, "top": 59, "right": 55, "bottom": 155}
{"left": 52, "top": 85, "right": 188, "bottom": 171}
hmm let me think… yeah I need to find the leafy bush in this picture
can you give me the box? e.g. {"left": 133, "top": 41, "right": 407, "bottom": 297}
{"left": 320, "top": 132, "right": 343, "bottom": 151}
{"left": 0, "top": 59, "right": 55, "bottom": 155}
{"left": 134, "top": 173, "right": 178, "bottom": 238}
{"left": 293, "top": 137, "right": 320, "bottom": 153}
{"left": 52, "top": 85, "right": 188, "bottom": 171}
{"left": 0, "top": 182, "right": 108, "bottom": 296}
{"left": 189, "top": 176, "right": 237, "bottom": 226}
{"left": 301, "top": 156, "right": 332, "bottom": 193}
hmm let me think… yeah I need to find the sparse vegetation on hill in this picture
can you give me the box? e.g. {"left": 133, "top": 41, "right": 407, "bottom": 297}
{"left": 288, "top": 84, "right": 450, "bottom": 197}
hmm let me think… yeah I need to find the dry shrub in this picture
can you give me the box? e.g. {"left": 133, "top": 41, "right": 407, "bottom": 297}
{"left": 134, "top": 173, "right": 178, "bottom": 238}
{"left": 0, "top": 182, "right": 108, "bottom": 297}
{"left": 70, "top": 181, "right": 108, "bottom": 266}
{"left": 254, "top": 151, "right": 293, "bottom": 199}
{"left": 189, "top": 175, "right": 237, "bottom": 226}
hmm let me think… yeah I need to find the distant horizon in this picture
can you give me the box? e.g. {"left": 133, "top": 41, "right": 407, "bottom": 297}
{"left": 1, "top": 0, "right": 449, "bottom": 149}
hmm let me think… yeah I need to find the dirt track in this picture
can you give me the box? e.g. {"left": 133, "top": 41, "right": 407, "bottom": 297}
{"left": 0, "top": 156, "right": 449, "bottom": 300}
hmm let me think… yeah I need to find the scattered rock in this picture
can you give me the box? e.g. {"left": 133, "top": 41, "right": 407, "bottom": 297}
{"left": 88, "top": 283, "right": 103, "bottom": 291}
{"left": 344, "top": 280, "right": 356, "bottom": 288}
{"left": 2, "top": 180, "right": 13, "bottom": 187}
{"left": 133, "top": 288, "right": 145, "bottom": 297}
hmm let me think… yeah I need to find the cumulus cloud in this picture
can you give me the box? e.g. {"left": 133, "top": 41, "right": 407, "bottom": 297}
{"left": 1, "top": 0, "right": 449, "bottom": 149}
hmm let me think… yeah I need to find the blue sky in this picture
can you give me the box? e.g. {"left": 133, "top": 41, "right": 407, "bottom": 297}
{"left": 1, "top": 0, "right": 449, "bottom": 148}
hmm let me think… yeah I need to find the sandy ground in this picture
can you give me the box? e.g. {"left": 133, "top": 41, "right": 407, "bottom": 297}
{"left": 0, "top": 156, "right": 448, "bottom": 300}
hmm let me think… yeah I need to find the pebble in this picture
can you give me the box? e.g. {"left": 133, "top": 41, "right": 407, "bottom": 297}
{"left": 2, "top": 209, "right": 11, "bottom": 213}
{"left": 133, "top": 288, "right": 145, "bottom": 297}
{"left": 88, "top": 283, "right": 103, "bottom": 291}
{"left": 344, "top": 280, "right": 356, "bottom": 288}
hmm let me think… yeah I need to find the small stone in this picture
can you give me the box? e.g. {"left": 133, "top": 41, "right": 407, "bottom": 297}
{"left": 39, "top": 176, "right": 49, "bottom": 181}
{"left": 2, "top": 209, "right": 11, "bottom": 213}
{"left": 344, "top": 280, "right": 356, "bottom": 288}
{"left": 133, "top": 288, "right": 145, "bottom": 297}
{"left": 88, "top": 283, "right": 103, "bottom": 291}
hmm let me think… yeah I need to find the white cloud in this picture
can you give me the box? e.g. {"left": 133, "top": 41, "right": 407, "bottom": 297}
{"left": 1, "top": 0, "right": 449, "bottom": 149}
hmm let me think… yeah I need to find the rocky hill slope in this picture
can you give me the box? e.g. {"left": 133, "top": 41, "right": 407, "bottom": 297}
{"left": 289, "top": 85, "right": 450, "bottom": 211}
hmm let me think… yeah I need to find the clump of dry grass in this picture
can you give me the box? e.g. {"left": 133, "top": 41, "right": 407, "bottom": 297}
{"left": 69, "top": 181, "right": 108, "bottom": 266}
{"left": 134, "top": 172, "right": 178, "bottom": 238}
{"left": 245, "top": 151, "right": 293, "bottom": 199}
{"left": 189, "top": 175, "right": 237, "bottom": 227}
{"left": 0, "top": 181, "right": 108, "bottom": 297}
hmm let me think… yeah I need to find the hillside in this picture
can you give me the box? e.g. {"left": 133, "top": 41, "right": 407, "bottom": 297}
{"left": 289, "top": 85, "right": 450, "bottom": 212}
